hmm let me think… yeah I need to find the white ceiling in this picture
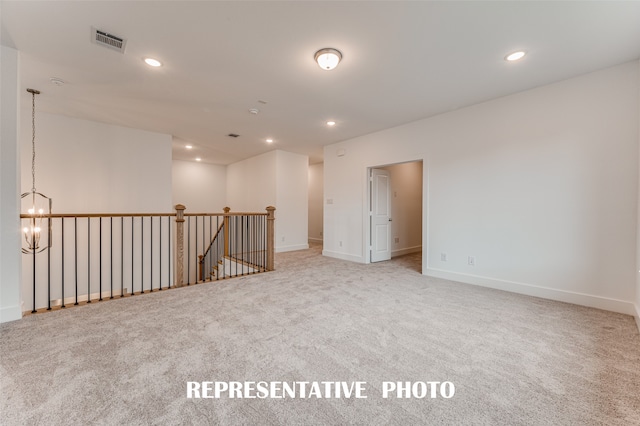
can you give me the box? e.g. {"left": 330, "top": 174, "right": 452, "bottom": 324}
{"left": 2, "top": 1, "right": 640, "bottom": 165}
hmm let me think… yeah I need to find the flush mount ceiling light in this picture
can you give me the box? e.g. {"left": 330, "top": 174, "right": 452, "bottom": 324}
{"left": 195, "top": 157, "right": 202, "bottom": 162}
{"left": 266, "top": 138, "right": 274, "bottom": 144}
{"left": 505, "top": 51, "right": 526, "bottom": 62}
{"left": 185, "top": 145, "right": 193, "bottom": 149}
{"left": 326, "top": 121, "right": 336, "bottom": 126}
{"left": 314, "top": 48, "right": 342, "bottom": 70}
{"left": 144, "top": 57, "right": 162, "bottom": 67}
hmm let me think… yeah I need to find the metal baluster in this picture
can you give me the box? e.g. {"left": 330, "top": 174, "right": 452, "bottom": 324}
{"left": 61, "top": 218, "right": 65, "bottom": 308}
{"left": 47, "top": 218, "right": 51, "bottom": 310}
{"left": 110, "top": 217, "right": 114, "bottom": 299}
{"left": 74, "top": 217, "right": 78, "bottom": 305}
{"left": 99, "top": 217, "right": 102, "bottom": 301}
{"left": 87, "top": 218, "right": 91, "bottom": 303}
{"left": 159, "top": 216, "right": 162, "bottom": 290}
{"left": 141, "top": 217, "right": 144, "bottom": 294}
{"left": 167, "top": 216, "right": 171, "bottom": 289}
{"left": 187, "top": 216, "right": 191, "bottom": 285}
{"left": 121, "top": 217, "right": 124, "bottom": 297}
{"left": 150, "top": 216, "right": 154, "bottom": 292}
{"left": 131, "top": 216, "right": 134, "bottom": 295}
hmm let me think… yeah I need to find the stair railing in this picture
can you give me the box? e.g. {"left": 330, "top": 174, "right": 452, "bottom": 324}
{"left": 20, "top": 205, "right": 275, "bottom": 314}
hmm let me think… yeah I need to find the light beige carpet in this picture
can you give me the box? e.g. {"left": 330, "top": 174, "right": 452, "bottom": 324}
{"left": 1, "top": 244, "right": 639, "bottom": 425}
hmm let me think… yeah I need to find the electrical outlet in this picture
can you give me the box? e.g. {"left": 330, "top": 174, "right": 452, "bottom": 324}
{"left": 468, "top": 256, "right": 475, "bottom": 266}
{"left": 320, "top": 231, "right": 323, "bottom": 236}
{"left": 339, "top": 241, "right": 343, "bottom": 247}
{"left": 441, "top": 253, "right": 447, "bottom": 261}
{"left": 281, "top": 236, "right": 285, "bottom": 242}
{"left": 394, "top": 237, "right": 399, "bottom": 244}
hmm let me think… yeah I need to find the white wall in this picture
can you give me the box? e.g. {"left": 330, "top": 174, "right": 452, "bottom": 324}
{"left": 308, "top": 163, "right": 324, "bottom": 243}
{"left": 227, "top": 150, "right": 308, "bottom": 252}
{"left": 21, "top": 113, "right": 173, "bottom": 213}
{"left": 636, "top": 61, "right": 640, "bottom": 331}
{"left": 381, "top": 161, "right": 422, "bottom": 257}
{"left": 0, "top": 46, "right": 22, "bottom": 323}
{"left": 324, "top": 61, "right": 639, "bottom": 315}
{"left": 276, "top": 150, "right": 309, "bottom": 252}
{"left": 19, "top": 113, "right": 173, "bottom": 312}
{"left": 172, "top": 160, "right": 227, "bottom": 213}
{"left": 227, "top": 150, "right": 277, "bottom": 212}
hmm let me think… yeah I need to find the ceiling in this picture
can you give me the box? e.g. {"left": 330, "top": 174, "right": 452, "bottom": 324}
{"left": 2, "top": 1, "right": 640, "bottom": 165}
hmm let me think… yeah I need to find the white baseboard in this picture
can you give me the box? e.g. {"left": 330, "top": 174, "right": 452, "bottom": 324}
{"left": 635, "top": 304, "right": 640, "bottom": 334}
{"left": 392, "top": 246, "right": 422, "bottom": 258}
{"left": 426, "top": 268, "right": 636, "bottom": 316}
{"left": 276, "top": 244, "right": 309, "bottom": 253}
{"left": 49, "top": 287, "right": 129, "bottom": 308}
{"left": 0, "top": 304, "right": 23, "bottom": 323}
{"left": 322, "top": 249, "right": 365, "bottom": 264}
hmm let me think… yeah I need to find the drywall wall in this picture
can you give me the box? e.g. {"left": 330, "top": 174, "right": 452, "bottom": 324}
{"left": 381, "top": 161, "right": 422, "bottom": 257}
{"left": 226, "top": 150, "right": 277, "bottom": 212}
{"left": 227, "top": 150, "right": 308, "bottom": 252}
{"left": 18, "top": 113, "right": 173, "bottom": 312}
{"left": 0, "top": 46, "right": 22, "bottom": 323}
{"left": 308, "top": 163, "right": 324, "bottom": 243}
{"left": 276, "top": 150, "right": 309, "bottom": 252}
{"left": 172, "top": 160, "right": 227, "bottom": 213}
{"left": 636, "top": 61, "right": 640, "bottom": 331}
{"left": 324, "top": 60, "right": 639, "bottom": 315}
{"left": 20, "top": 112, "right": 172, "bottom": 213}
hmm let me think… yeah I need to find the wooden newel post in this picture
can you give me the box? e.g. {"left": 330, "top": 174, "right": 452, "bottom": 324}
{"left": 266, "top": 206, "right": 275, "bottom": 271}
{"left": 223, "top": 206, "right": 230, "bottom": 258}
{"left": 175, "top": 204, "right": 186, "bottom": 287}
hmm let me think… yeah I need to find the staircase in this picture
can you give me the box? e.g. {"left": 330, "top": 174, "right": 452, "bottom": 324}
{"left": 198, "top": 206, "right": 274, "bottom": 282}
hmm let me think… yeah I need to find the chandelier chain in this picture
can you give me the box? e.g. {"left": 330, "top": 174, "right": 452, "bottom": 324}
{"left": 31, "top": 90, "right": 36, "bottom": 193}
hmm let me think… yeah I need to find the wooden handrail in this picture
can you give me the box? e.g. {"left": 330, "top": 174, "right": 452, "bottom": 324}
{"left": 20, "top": 212, "right": 176, "bottom": 218}
{"left": 184, "top": 212, "right": 267, "bottom": 217}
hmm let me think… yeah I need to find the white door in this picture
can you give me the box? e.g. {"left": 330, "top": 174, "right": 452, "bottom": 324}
{"left": 370, "top": 168, "right": 391, "bottom": 262}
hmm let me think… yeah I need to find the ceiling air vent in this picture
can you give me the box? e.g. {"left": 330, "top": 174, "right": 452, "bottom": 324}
{"left": 91, "top": 27, "right": 127, "bottom": 53}
{"left": 228, "top": 133, "right": 240, "bottom": 138}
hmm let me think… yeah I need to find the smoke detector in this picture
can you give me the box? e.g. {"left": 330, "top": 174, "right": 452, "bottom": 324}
{"left": 91, "top": 27, "right": 127, "bottom": 53}
{"left": 249, "top": 108, "right": 260, "bottom": 115}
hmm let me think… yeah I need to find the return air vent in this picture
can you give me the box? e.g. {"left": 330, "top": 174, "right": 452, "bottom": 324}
{"left": 228, "top": 133, "right": 240, "bottom": 138}
{"left": 91, "top": 27, "right": 127, "bottom": 53}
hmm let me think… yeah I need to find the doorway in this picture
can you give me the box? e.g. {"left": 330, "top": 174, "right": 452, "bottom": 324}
{"left": 368, "top": 160, "right": 423, "bottom": 268}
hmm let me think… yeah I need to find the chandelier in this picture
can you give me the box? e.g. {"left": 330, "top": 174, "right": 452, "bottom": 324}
{"left": 21, "top": 88, "right": 52, "bottom": 254}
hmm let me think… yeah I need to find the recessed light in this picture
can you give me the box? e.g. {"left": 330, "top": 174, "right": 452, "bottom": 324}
{"left": 266, "top": 138, "right": 274, "bottom": 143}
{"left": 185, "top": 145, "right": 193, "bottom": 149}
{"left": 144, "top": 57, "right": 162, "bottom": 67}
{"left": 505, "top": 51, "right": 526, "bottom": 62}
{"left": 326, "top": 121, "right": 336, "bottom": 126}
{"left": 195, "top": 157, "right": 201, "bottom": 162}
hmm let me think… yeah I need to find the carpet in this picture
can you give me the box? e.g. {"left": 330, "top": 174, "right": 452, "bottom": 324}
{"left": 1, "top": 244, "right": 639, "bottom": 425}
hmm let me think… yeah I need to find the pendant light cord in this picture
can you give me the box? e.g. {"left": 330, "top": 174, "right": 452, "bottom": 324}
{"left": 31, "top": 90, "right": 36, "bottom": 193}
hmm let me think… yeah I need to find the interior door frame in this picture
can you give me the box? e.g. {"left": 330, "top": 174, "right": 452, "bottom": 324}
{"left": 365, "top": 160, "right": 425, "bottom": 265}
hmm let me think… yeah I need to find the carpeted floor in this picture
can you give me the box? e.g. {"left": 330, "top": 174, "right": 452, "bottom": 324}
{"left": 1, "top": 244, "right": 639, "bottom": 425}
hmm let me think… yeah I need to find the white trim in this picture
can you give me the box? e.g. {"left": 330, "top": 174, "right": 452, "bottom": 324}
{"left": 322, "top": 249, "right": 365, "bottom": 264}
{"left": 276, "top": 243, "right": 309, "bottom": 253}
{"left": 426, "top": 268, "right": 636, "bottom": 316}
{"left": 635, "top": 304, "right": 640, "bottom": 333}
{"left": 0, "top": 305, "right": 23, "bottom": 323}
{"left": 50, "top": 288, "right": 129, "bottom": 308}
{"left": 308, "top": 237, "right": 323, "bottom": 244}
{"left": 392, "top": 245, "right": 422, "bottom": 258}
